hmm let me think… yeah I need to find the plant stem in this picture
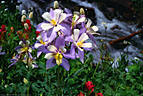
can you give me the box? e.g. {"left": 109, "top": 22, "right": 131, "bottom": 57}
{"left": 27, "top": 86, "right": 29, "bottom": 96}
{"left": 93, "top": 63, "right": 100, "bottom": 77}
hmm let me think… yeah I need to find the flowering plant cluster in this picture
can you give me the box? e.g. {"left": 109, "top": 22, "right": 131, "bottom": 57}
{"left": 34, "top": 1, "right": 99, "bottom": 71}
{"left": 0, "top": 25, "right": 6, "bottom": 40}
{"left": 10, "top": 40, "right": 37, "bottom": 68}
{"left": 77, "top": 81, "right": 103, "bottom": 96}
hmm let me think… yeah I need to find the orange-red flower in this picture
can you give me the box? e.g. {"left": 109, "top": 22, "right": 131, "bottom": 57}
{"left": 36, "top": 31, "right": 40, "bottom": 37}
{"left": 77, "top": 92, "right": 85, "bottom": 96}
{"left": 85, "top": 81, "right": 95, "bottom": 94}
{"left": 0, "top": 25, "right": 6, "bottom": 40}
{"left": 96, "top": 93, "right": 103, "bottom": 96}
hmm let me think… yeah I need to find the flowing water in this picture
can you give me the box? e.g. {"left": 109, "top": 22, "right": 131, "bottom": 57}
{"left": 18, "top": 0, "right": 143, "bottom": 66}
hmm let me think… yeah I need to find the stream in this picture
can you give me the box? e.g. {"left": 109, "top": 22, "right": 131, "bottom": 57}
{"left": 18, "top": 0, "right": 143, "bottom": 66}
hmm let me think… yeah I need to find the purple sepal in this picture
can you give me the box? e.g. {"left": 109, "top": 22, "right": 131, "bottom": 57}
{"left": 61, "top": 58, "right": 70, "bottom": 71}
{"left": 46, "top": 58, "right": 56, "bottom": 69}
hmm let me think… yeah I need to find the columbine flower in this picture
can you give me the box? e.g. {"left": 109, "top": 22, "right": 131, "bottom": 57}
{"left": 65, "top": 29, "right": 92, "bottom": 63}
{"left": 81, "top": 19, "right": 99, "bottom": 47}
{"left": 71, "top": 13, "right": 86, "bottom": 28}
{"left": 34, "top": 35, "right": 49, "bottom": 57}
{"left": 85, "top": 81, "right": 95, "bottom": 94}
{"left": 22, "top": 56, "right": 38, "bottom": 68}
{"left": 0, "top": 46, "right": 5, "bottom": 55}
{"left": 44, "top": 45, "right": 70, "bottom": 71}
{"left": 40, "top": 8, "right": 68, "bottom": 42}
{"left": 16, "top": 40, "right": 32, "bottom": 55}
{"left": 44, "top": 37, "right": 70, "bottom": 71}
{"left": 84, "top": 19, "right": 99, "bottom": 34}
{"left": 9, "top": 54, "right": 20, "bottom": 67}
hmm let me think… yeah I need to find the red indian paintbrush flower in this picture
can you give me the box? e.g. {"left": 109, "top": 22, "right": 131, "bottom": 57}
{"left": 22, "top": 19, "right": 32, "bottom": 32}
{"left": 0, "top": 25, "right": 6, "bottom": 40}
{"left": 35, "top": 31, "right": 40, "bottom": 37}
{"left": 77, "top": 92, "right": 85, "bottom": 96}
{"left": 96, "top": 93, "right": 103, "bottom": 96}
{"left": 85, "top": 81, "right": 95, "bottom": 94}
{"left": 1, "top": 25, "right": 6, "bottom": 31}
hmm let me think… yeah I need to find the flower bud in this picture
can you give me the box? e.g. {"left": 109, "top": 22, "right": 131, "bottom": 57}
{"left": 54, "top": 1, "right": 59, "bottom": 9}
{"left": 10, "top": 27, "right": 14, "bottom": 32}
{"left": 23, "top": 78, "right": 28, "bottom": 84}
{"left": 29, "top": 12, "right": 33, "bottom": 19}
{"left": 0, "top": 68, "right": 2, "bottom": 72}
{"left": 24, "top": 23, "right": 29, "bottom": 30}
{"left": 21, "top": 15, "right": 26, "bottom": 22}
{"left": 80, "top": 8, "right": 85, "bottom": 15}
{"left": 16, "top": 5, "right": 19, "bottom": 9}
{"left": 1, "top": 1, "right": 5, "bottom": 3}
{"left": 22, "top": 10, "right": 26, "bottom": 15}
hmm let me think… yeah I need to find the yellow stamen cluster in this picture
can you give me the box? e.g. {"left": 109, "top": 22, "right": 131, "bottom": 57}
{"left": 77, "top": 41, "right": 83, "bottom": 47}
{"left": 50, "top": 19, "right": 57, "bottom": 26}
{"left": 21, "top": 47, "right": 28, "bottom": 52}
{"left": 40, "top": 40, "right": 46, "bottom": 45}
{"left": 54, "top": 52, "right": 63, "bottom": 65}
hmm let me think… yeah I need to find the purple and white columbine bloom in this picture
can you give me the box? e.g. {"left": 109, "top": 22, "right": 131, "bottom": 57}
{"left": 40, "top": 9, "right": 68, "bottom": 42}
{"left": 16, "top": 40, "right": 32, "bottom": 55}
{"left": 65, "top": 29, "right": 92, "bottom": 63}
{"left": 0, "top": 46, "right": 5, "bottom": 55}
{"left": 71, "top": 13, "right": 86, "bottom": 28}
{"left": 44, "top": 36, "right": 70, "bottom": 71}
{"left": 9, "top": 40, "right": 35, "bottom": 68}
{"left": 34, "top": 35, "right": 49, "bottom": 57}
{"left": 81, "top": 19, "right": 99, "bottom": 47}
{"left": 9, "top": 54, "right": 20, "bottom": 67}
{"left": 23, "top": 55, "right": 38, "bottom": 68}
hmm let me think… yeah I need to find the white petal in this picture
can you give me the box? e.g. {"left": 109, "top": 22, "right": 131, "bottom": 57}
{"left": 34, "top": 43, "right": 43, "bottom": 48}
{"left": 28, "top": 47, "right": 32, "bottom": 53}
{"left": 17, "top": 49, "right": 22, "bottom": 54}
{"left": 44, "top": 53, "right": 54, "bottom": 60}
{"left": 54, "top": 9, "right": 63, "bottom": 22}
{"left": 91, "top": 26, "right": 98, "bottom": 32}
{"left": 42, "top": 12, "right": 52, "bottom": 22}
{"left": 26, "top": 40, "right": 30, "bottom": 44}
{"left": 41, "top": 23, "right": 53, "bottom": 31}
{"left": 73, "top": 29, "right": 80, "bottom": 41}
{"left": 77, "top": 16, "right": 86, "bottom": 24}
{"left": 53, "top": 26, "right": 60, "bottom": 33}
{"left": 19, "top": 41, "right": 23, "bottom": 45}
{"left": 86, "top": 19, "right": 92, "bottom": 28}
{"left": 37, "top": 51, "right": 42, "bottom": 57}
{"left": 78, "top": 33, "right": 89, "bottom": 42}
{"left": 81, "top": 43, "right": 92, "bottom": 48}
{"left": 59, "top": 13, "right": 67, "bottom": 23}
{"left": 47, "top": 45, "right": 57, "bottom": 52}
{"left": 53, "top": 25, "right": 65, "bottom": 32}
